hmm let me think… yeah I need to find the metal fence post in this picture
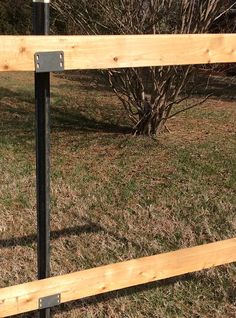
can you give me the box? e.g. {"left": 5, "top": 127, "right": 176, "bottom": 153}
{"left": 33, "top": 1, "right": 51, "bottom": 317}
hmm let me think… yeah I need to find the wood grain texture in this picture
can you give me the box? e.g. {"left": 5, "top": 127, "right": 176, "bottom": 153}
{"left": 0, "top": 34, "right": 236, "bottom": 72}
{"left": 0, "top": 238, "right": 236, "bottom": 317}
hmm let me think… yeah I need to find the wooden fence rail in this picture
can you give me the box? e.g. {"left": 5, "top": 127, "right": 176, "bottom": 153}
{"left": 0, "top": 34, "right": 236, "bottom": 72}
{"left": 0, "top": 238, "right": 236, "bottom": 317}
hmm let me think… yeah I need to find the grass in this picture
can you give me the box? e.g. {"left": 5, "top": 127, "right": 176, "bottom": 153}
{"left": 0, "top": 71, "right": 236, "bottom": 317}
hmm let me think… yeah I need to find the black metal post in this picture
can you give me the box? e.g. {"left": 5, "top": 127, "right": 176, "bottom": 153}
{"left": 33, "top": 1, "right": 51, "bottom": 317}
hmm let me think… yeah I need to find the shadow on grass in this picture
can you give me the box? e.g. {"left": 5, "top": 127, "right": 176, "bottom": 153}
{"left": 1, "top": 72, "right": 236, "bottom": 142}
{"left": 0, "top": 87, "right": 34, "bottom": 104}
{"left": 190, "top": 74, "right": 236, "bottom": 100}
{"left": 56, "top": 70, "right": 112, "bottom": 93}
{"left": 0, "top": 87, "right": 131, "bottom": 139}
{"left": 57, "top": 70, "right": 236, "bottom": 100}
{"left": 0, "top": 222, "right": 102, "bottom": 249}
{"left": 0, "top": 217, "right": 140, "bottom": 251}
{"left": 52, "top": 108, "right": 131, "bottom": 134}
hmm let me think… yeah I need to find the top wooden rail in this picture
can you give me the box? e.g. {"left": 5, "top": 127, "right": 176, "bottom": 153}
{"left": 0, "top": 34, "right": 236, "bottom": 72}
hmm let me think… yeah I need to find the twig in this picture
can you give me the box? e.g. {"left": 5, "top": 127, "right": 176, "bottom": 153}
{"left": 214, "top": 2, "right": 236, "bottom": 21}
{"left": 163, "top": 94, "right": 212, "bottom": 120}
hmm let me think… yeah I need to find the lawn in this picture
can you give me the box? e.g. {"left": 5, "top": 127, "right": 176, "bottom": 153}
{"left": 0, "top": 71, "right": 236, "bottom": 317}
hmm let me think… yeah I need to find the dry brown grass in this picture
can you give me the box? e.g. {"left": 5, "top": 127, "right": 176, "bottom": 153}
{"left": 0, "top": 71, "right": 236, "bottom": 317}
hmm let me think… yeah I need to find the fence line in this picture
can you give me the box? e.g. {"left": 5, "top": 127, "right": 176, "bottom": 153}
{"left": 1, "top": 238, "right": 236, "bottom": 317}
{"left": 0, "top": 34, "right": 236, "bottom": 72}
{"left": 0, "top": 31, "right": 236, "bottom": 317}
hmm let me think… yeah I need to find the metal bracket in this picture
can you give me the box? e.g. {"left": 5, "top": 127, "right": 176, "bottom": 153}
{"left": 38, "top": 294, "right": 61, "bottom": 309}
{"left": 34, "top": 51, "right": 64, "bottom": 73}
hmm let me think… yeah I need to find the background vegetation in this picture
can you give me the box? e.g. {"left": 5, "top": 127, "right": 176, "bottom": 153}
{"left": 53, "top": 1, "right": 236, "bottom": 135}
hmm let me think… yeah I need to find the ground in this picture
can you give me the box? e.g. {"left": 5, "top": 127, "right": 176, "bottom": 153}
{"left": 0, "top": 71, "right": 236, "bottom": 317}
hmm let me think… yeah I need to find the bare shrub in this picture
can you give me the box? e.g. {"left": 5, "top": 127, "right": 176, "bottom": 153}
{"left": 53, "top": 1, "right": 233, "bottom": 136}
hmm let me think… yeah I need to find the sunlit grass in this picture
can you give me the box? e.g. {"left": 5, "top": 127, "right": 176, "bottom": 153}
{"left": 0, "top": 71, "right": 235, "bottom": 318}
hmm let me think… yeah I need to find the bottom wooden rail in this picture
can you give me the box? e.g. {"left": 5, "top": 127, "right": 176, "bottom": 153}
{"left": 0, "top": 238, "right": 236, "bottom": 317}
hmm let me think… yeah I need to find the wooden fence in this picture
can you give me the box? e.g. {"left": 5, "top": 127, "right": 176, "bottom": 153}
{"left": 0, "top": 32, "right": 236, "bottom": 317}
